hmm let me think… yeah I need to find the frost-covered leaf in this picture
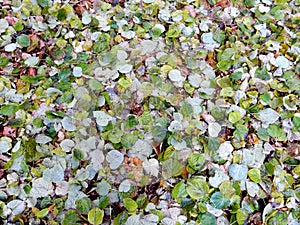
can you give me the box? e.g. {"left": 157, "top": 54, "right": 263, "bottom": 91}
{"left": 61, "top": 117, "right": 76, "bottom": 131}
{"left": 82, "top": 11, "right": 91, "bottom": 25}
{"left": 141, "top": 214, "right": 159, "bottom": 225}
{"left": 0, "top": 19, "right": 9, "bottom": 33}
{"left": 106, "top": 149, "right": 124, "bottom": 170}
{"left": 5, "top": 43, "right": 17, "bottom": 52}
{"left": 188, "top": 74, "right": 202, "bottom": 88}
{"left": 0, "top": 137, "right": 12, "bottom": 153}
{"left": 60, "top": 139, "right": 75, "bottom": 152}
{"left": 119, "top": 180, "right": 132, "bottom": 192}
{"left": 130, "top": 139, "right": 153, "bottom": 160}
{"left": 7, "top": 200, "right": 26, "bottom": 215}
{"left": 208, "top": 122, "right": 221, "bottom": 137}
{"left": 35, "top": 134, "right": 52, "bottom": 144}
{"left": 117, "top": 63, "right": 133, "bottom": 73}
{"left": 246, "top": 181, "right": 259, "bottom": 197}
{"left": 75, "top": 168, "right": 90, "bottom": 181}
{"left": 31, "top": 178, "right": 54, "bottom": 198}
{"left": 124, "top": 215, "right": 141, "bottom": 225}
{"left": 257, "top": 108, "right": 280, "bottom": 123}
{"left": 143, "top": 158, "right": 159, "bottom": 177}
{"left": 228, "top": 164, "right": 248, "bottom": 181}
{"left": 24, "top": 57, "right": 39, "bottom": 67}
{"left": 43, "top": 164, "right": 64, "bottom": 183}
{"left": 140, "top": 40, "right": 157, "bottom": 54}
{"left": 209, "top": 169, "right": 229, "bottom": 188}
{"left": 169, "top": 69, "right": 184, "bottom": 82}
{"left": 276, "top": 56, "right": 291, "bottom": 69}
{"left": 55, "top": 181, "right": 69, "bottom": 196}
{"left": 73, "top": 66, "right": 83, "bottom": 77}
{"left": 90, "top": 150, "right": 104, "bottom": 171}
{"left": 93, "top": 111, "right": 113, "bottom": 127}
{"left": 96, "top": 180, "right": 111, "bottom": 196}
{"left": 218, "top": 141, "right": 234, "bottom": 161}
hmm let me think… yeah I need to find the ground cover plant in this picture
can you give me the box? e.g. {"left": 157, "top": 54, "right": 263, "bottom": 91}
{"left": 0, "top": 0, "right": 300, "bottom": 224}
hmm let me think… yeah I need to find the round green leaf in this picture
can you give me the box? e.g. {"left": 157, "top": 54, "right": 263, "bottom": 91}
{"left": 188, "top": 153, "right": 206, "bottom": 171}
{"left": 228, "top": 111, "right": 242, "bottom": 124}
{"left": 123, "top": 198, "right": 138, "bottom": 212}
{"left": 186, "top": 178, "right": 209, "bottom": 200}
{"left": 198, "top": 212, "right": 217, "bottom": 225}
{"left": 0, "top": 57, "right": 9, "bottom": 67}
{"left": 210, "top": 192, "right": 230, "bottom": 209}
{"left": 248, "top": 168, "right": 261, "bottom": 183}
{"left": 16, "top": 34, "right": 30, "bottom": 47}
{"left": 162, "top": 158, "right": 183, "bottom": 179}
{"left": 172, "top": 181, "right": 188, "bottom": 201}
{"left": 88, "top": 208, "right": 104, "bottom": 225}
{"left": 0, "top": 104, "right": 19, "bottom": 116}
{"left": 236, "top": 209, "right": 249, "bottom": 225}
{"left": 76, "top": 197, "right": 91, "bottom": 213}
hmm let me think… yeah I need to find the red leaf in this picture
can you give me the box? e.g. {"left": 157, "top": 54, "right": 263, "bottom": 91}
{"left": 28, "top": 68, "right": 36, "bottom": 76}
{"left": 3, "top": 126, "right": 17, "bottom": 138}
